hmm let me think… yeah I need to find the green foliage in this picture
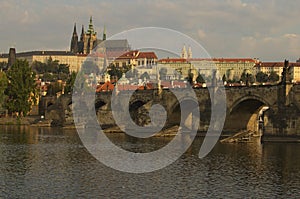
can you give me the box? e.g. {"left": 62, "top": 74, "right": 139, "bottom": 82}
{"left": 81, "top": 60, "right": 100, "bottom": 75}
{"left": 125, "top": 68, "right": 137, "bottom": 79}
{"left": 46, "top": 82, "right": 63, "bottom": 96}
{"left": 72, "top": 71, "right": 93, "bottom": 94}
{"left": 65, "top": 71, "right": 77, "bottom": 94}
{"left": 240, "top": 71, "right": 255, "bottom": 84}
{"left": 32, "top": 57, "right": 70, "bottom": 81}
{"left": 256, "top": 72, "right": 268, "bottom": 83}
{"left": 186, "top": 69, "right": 194, "bottom": 85}
{"left": 0, "top": 62, "right": 7, "bottom": 70}
{"left": 140, "top": 72, "right": 150, "bottom": 80}
{"left": 268, "top": 71, "right": 279, "bottom": 82}
{"left": 196, "top": 73, "right": 205, "bottom": 83}
{"left": 5, "top": 59, "right": 37, "bottom": 117}
{"left": 0, "top": 71, "right": 8, "bottom": 111}
{"left": 159, "top": 67, "right": 167, "bottom": 80}
{"left": 107, "top": 63, "right": 136, "bottom": 80}
{"left": 108, "top": 64, "right": 123, "bottom": 80}
{"left": 222, "top": 74, "right": 227, "bottom": 82}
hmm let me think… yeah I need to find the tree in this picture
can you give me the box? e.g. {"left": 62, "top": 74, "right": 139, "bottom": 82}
{"left": 159, "top": 67, "right": 167, "bottom": 80}
{"left": 0, "top": 62, "right": 7, "bottom": 70}
{"left": 240, "top": 71, "right": 255, "bottom": 84}
{"left": 65, "top": 71, "right": 77, "bottom": 94}
{"left": 5, "top": 59, "right": 37, "bottom": 117}
{"left": 125, "top": 68, "right": 137, "bottom": 79}
{"left": 256, "top": 72, "right": 268, "bottom": 83}
{"left": 186, "top": 69, "right": 194, "bottom": 85}
{"left": 196, "top": 73, "right": 205, "bottom": 83}
{"left": 81, "top": 60, "right": 100, "bottom": 75}
{"left": 108, "top": 64, "right": 123, "bottom": 80}
{"left": 0, "top": 71, "right": 8, "bottom": 112}
{"left": 32, "top": 59, "right": 70, "bottom": 81}
{"left": 140, "top": 72, "right": 150, "bottom": 80}
{"left": 268, "top": 71, "right": 279, "bottom": 82}
{"left": 222, "top": 74, "right": 227, "bottom": 83}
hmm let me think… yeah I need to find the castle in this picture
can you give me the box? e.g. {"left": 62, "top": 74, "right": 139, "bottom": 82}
{"left": 70, "top": 16, "right": 106, "bottom": 54}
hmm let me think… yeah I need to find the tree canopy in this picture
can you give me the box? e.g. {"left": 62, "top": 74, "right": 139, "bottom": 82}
{"left": 5, "top": 59, "right": 37, "bottom": 117}
{"left": 268, "top": 71, "right": 280, "bottom": 82}
{"left": 32, "top": 57, "right": 70, "bottom": 81}
{"left": 65, "top": 71, "right": 77, "bottom": 94}
{"left": 140, "top": 72, "right": 150, "bottom": 80}
{"left": 0, "top": 71, "right": 8, "bottom": 112}
{"left": 196, "top": 73, "right": 205, "bottom": 83}
{"left": 240, "top": 71, "right": 255, "bottom": 84}
{"left": 256, "top": 72, "right": 269, "bottom": 83}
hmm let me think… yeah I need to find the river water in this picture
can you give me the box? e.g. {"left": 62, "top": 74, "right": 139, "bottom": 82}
{"left": 0, "top": 125, "right": 299, "bottom": 198}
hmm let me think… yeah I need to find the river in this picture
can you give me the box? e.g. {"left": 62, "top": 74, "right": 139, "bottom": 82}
{"left": 0, "top": 125, "right": 299, "bottom": 198}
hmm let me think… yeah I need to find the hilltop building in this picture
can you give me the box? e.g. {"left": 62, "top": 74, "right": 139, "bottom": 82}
{"left": 70, "top": 16, "right": 100, "bottom": 54}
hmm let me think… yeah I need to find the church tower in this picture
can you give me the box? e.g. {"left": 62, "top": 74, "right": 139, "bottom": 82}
{"left": 70, "top": 23, "right": 78, "bottom": 53}
{"left": 188, "top": 46, "right": 192, "bottom": 59}
{"left": 70, "top": 17, "right": 100, "bottom": 54}
{"left": 83, "top": 16, "right": 97, "bottom": 54}
{"left": 181, "top": 45, "right": 187, "bottom": 59}
{"left": 103, "top": 25, "right": 106, "bottom": 41}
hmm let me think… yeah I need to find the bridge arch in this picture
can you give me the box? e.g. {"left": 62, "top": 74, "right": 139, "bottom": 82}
{"left": 225, "top": 95, "right": 270, "bottom": 134}
{"left": 228, "top": 95, "right": 271, "bottom": 113}
{"left": 168, "top": 97, "right": 199, "bottom": 130}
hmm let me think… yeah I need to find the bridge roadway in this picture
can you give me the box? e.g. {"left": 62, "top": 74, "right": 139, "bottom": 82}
{"left": 41, "top": 84, "right": 300, "bottom": 136}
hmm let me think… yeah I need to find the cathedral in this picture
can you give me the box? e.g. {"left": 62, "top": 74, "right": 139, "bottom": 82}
{"left": 70, "top": 16, "right": 106, "bottom": 54}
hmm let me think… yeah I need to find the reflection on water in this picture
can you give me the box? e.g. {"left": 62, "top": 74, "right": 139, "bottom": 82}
{"left": 0, "top": 126, "right": 299, "bottom": 198}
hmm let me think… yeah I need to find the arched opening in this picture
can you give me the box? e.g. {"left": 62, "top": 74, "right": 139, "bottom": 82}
{"left": 46, "top": 102, "right": 54, "bottom": 109}
{"left": 168, "top": 99, "right": 199, "bottom": 130}
{"left": 224, "top": 98, "right": 269, "bottom": 135}
{"left": 95, "top": 100, "right": 107, "bottom": 111}
{"left": 129, "top": 100, "right": 149, "bottom": 126}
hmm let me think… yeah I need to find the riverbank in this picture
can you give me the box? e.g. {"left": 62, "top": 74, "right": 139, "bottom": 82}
{"left": 0, "top": 116, "right": 43, "bottom": 125}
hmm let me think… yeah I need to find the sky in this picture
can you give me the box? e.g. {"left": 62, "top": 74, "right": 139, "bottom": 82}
{"left": 0, "top": 0, "right": 299, "bottom": 61}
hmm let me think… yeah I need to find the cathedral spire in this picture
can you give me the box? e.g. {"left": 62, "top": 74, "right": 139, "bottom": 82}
{"left": 80, "top": 25, "right": 84, "bottom": 41}
{"left": 70, "top": 23, "right": 79, "bottom": 53}
{"left": 103, "top": 25, "right": 106, "bottom": 41}
{"left": 88, "top": 16, "right": 94, "bottom": 34}
{"left": 73, "top": 23, "right": 77, "bottom": 35}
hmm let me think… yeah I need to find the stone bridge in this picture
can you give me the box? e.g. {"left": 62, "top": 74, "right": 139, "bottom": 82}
{"left": 41, "top": 82, "right": 300, "bottom": 137}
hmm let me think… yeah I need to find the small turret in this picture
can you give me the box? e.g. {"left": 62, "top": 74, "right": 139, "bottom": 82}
{"left": 188, "top": 46, "right": 192, "bottom": 59}
{"left": 181, "top": 45, "right": 187, "bottom": 59}
{"left": 103, "top": 25, "right": 106, "bottom": 41}
{"left": 7, "top": 48, "right": 16, "bottom": 69}
{"left": 87, "top": 16, "right": 95, "bottom": 34}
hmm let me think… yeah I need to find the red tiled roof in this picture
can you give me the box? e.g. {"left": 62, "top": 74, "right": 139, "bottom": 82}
{"left": 116, "top": 50, "right": 139, "bottom": 59}
{"left": 105, "top": 50, "right": 129, "bottom": 59}
{"left": 258, "top": 62, "right": 284, "bottom": 68}
{"left": 290, "top": 63, "right": 300, "bottom": 67}
{"left": 188, "top": 58, "right": 257, "bottom": 63}
{"left": 158, "top": 58, "right": 188, "bottom": 63}
{"left": 137, "top": 52, "right": 158, "bottom": 59}
{"left": 96, "top": 82, "right": 115, "bottom": 92}
{"left": 158, "top": 58, "right": 257, "bottom": 63}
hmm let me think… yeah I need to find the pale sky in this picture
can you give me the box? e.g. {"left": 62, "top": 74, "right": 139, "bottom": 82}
{"left": 0, "top": 0, "right": 299, "bottom": 61}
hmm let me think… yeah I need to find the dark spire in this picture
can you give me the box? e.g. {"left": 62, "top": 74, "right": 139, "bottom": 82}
{"left": 70, "top": 23, "right": 79, "bottom": 53}
{"left": 80, "top": 25, "right": 85, "bottom": 41}
{"left": 73, "top": 23, "right": 77, "bottom": 35}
